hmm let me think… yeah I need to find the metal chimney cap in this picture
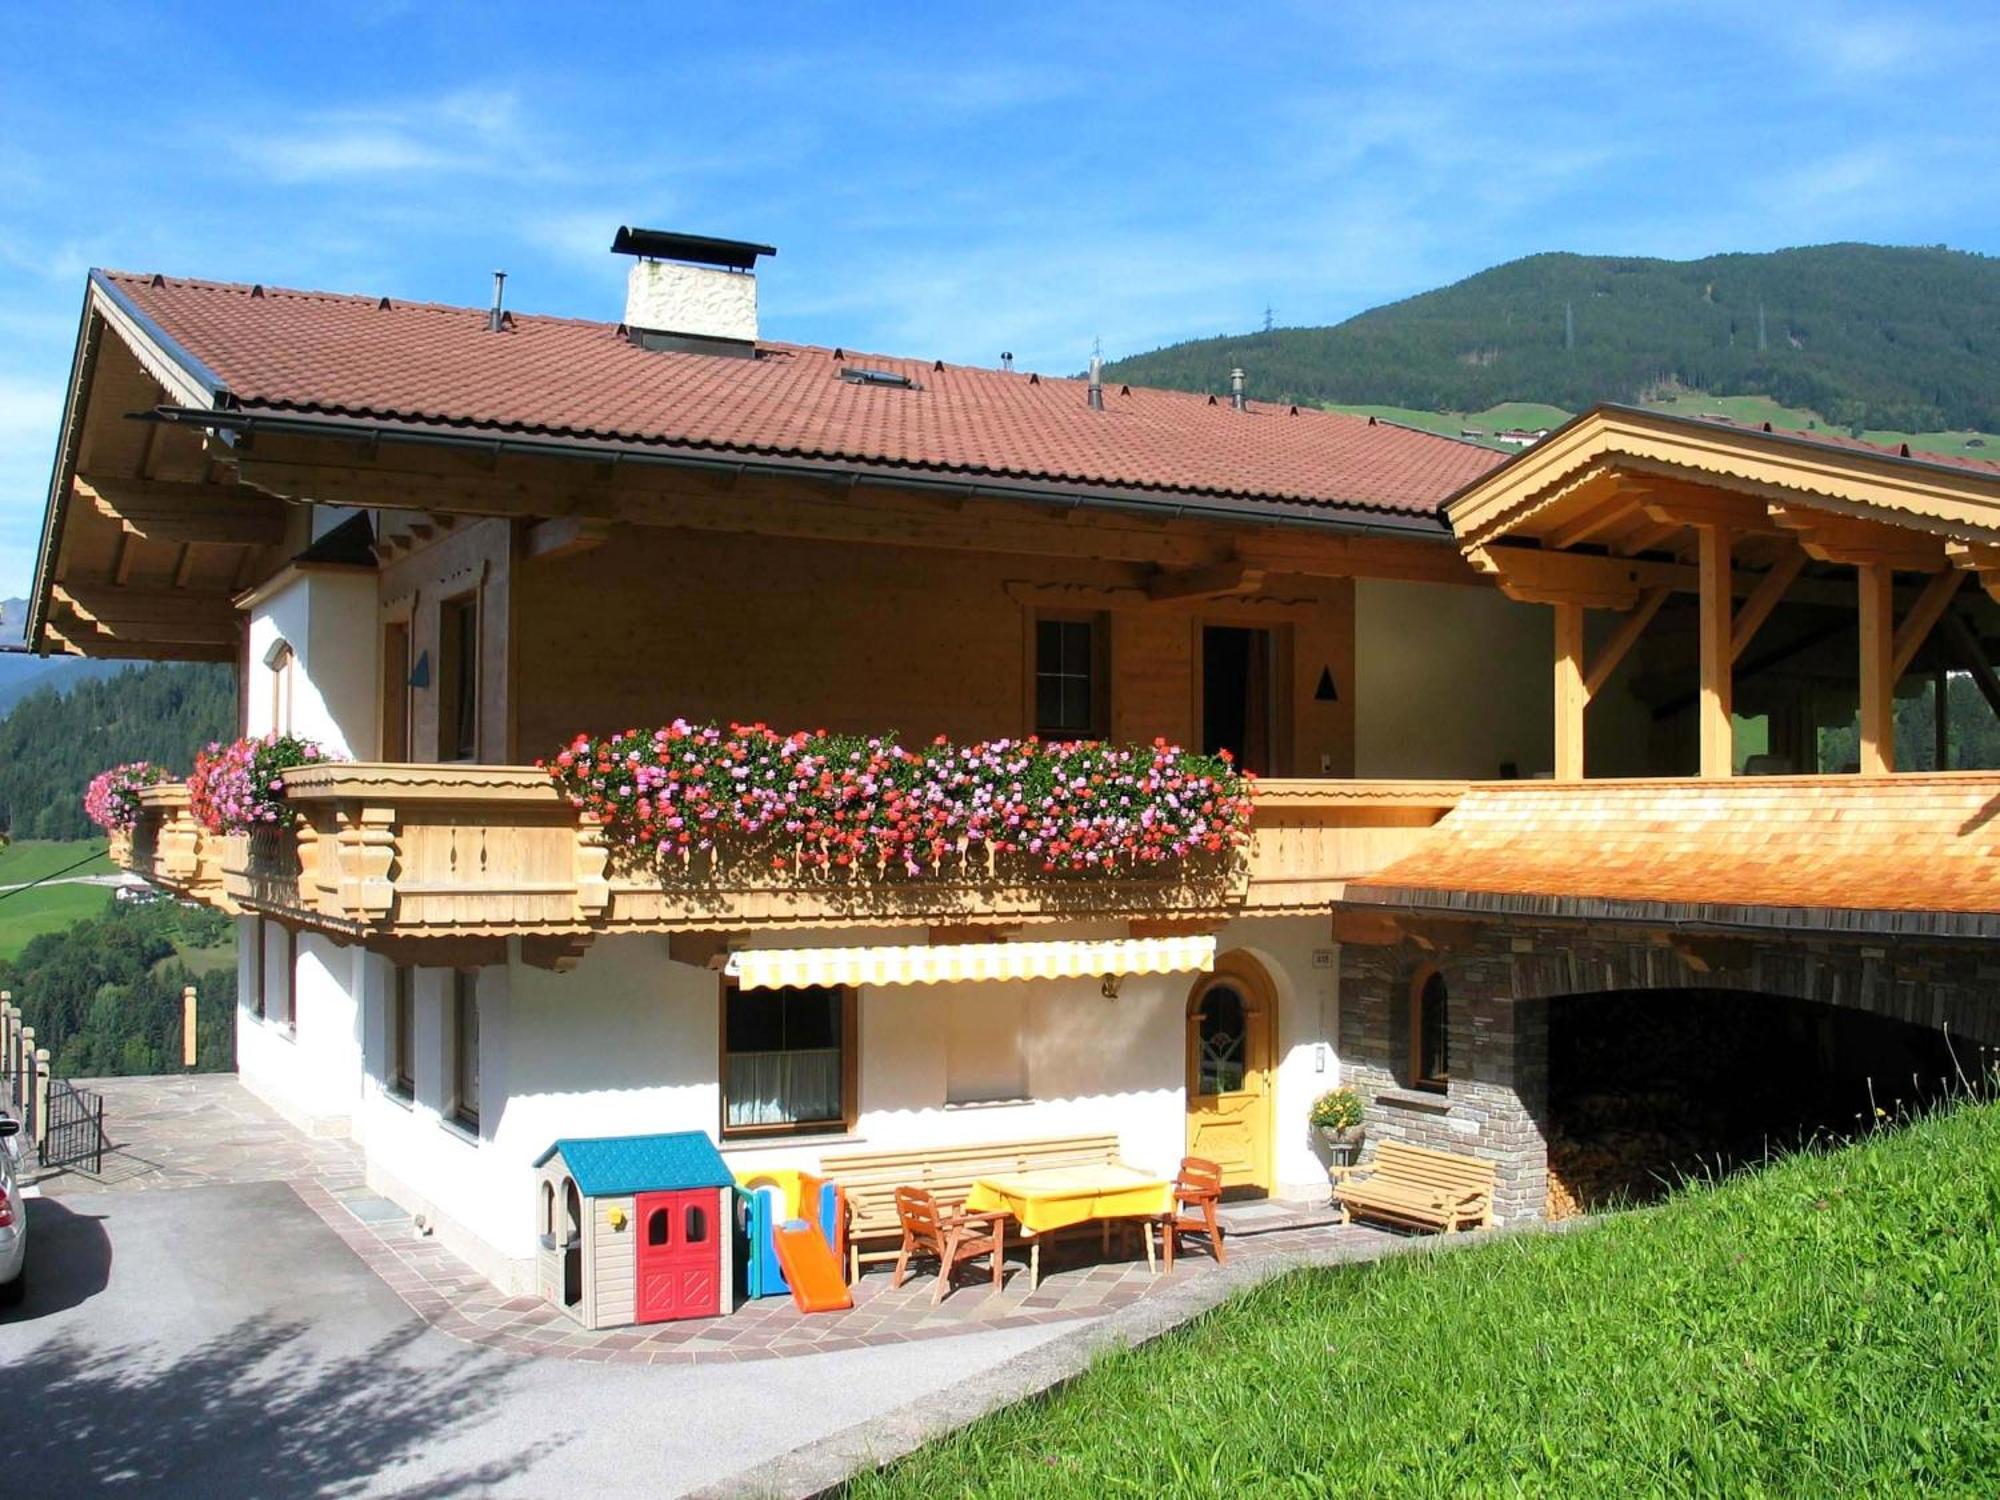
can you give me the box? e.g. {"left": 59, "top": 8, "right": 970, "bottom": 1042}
{"left": 611, "top": 227, "right": 777, "bottom": 269}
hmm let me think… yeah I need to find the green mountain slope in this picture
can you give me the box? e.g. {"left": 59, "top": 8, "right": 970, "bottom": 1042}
{"left": 0, "top": 661, "right": 236, "bottom": 840}
{"left": 1105, "top": 244, "right": 2000, "bottom": 434}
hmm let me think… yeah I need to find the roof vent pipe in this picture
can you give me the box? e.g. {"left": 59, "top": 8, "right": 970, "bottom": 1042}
{"left": 489, "top": 270, "right": 507, "bottom": 332}
{"left": 1001, "top": 351, "right": 1014, "bottom": 372}
{"left": 1087, "top": 355, "right": 1104, "bottom": 411}
{"left": 1230, "top": 367, "right": 1246, "bottom": 412}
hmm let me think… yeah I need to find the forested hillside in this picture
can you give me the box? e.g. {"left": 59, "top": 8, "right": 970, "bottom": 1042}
{"left": 0, "top": 661, "right": 235, "bottom": 839}
{"left": 1106, "top": 244, "right": 2000, "bottom": 434}
{"left": 0, "top": 899, "right": 236, "bottom": 1077}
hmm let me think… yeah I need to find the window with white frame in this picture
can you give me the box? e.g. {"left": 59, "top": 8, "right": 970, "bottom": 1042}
{"left": 388, "top": 966, "right": 415, "bottom": 1099}
{"left": 450, "top": 971, "right": 480, "bottom": 1130}
{"left": 264, "top": 639, "right": 296, "bottom": 736}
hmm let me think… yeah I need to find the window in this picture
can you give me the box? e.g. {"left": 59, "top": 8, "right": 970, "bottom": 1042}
{"left": 450, "top": 971, "right": 480, "bottom": 1130}
{"left": 381, "top": 621, "right": 412, "bottom": 760}
{"left": 1412, "top": 970, "right": 1449, "bottom": 1092}
{"left": 279, "top": 926, "right": 298, "bottom": 1033}
{"left": 684, "top": 1204, "right": 708, "bottom": 1242}
{"left": 647, "top": 1207, "right": 670, "bottom": 1246}
{"left": 1035, "top": 617, "right": 1101, "bottom": 738}
{"left": 721, "top": 984, "right": 854, "bottom": 1136}
{"left": 437, "top": 593, "right": 480, "bottom": 761}
{"left": 945, "top": 991, "right": 1027, "bottom": 1105}
{"left": 389, "top": 966, "right": 415, "bottom": 1098}
{"left": 265, "top": 640, "right": 295, "bottom": 736}
{"left": 1193, "top": 981, "right": 1249, "bottom": 1095}
{"left": 252, "top": 918, "right": 267, "bottom": 1020}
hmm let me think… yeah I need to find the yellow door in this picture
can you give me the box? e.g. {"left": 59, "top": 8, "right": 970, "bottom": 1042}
{"left": 1185, "top": 959, "right": 1273, "bottom": 1193}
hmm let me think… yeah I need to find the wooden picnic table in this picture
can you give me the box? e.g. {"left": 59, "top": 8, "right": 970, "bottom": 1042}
{"left": 965, "top": 1163, "right": 1175, "bottom": 1287}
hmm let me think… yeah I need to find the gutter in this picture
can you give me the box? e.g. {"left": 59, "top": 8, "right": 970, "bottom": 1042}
{"left": 144, "top": 405, "right": 1463, "bottom": 545}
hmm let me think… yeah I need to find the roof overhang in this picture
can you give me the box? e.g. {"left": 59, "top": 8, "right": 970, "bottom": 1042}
{"left": 1435, "top": 406, "right": 2000, "bottom": 610}
{"left": 26, "top": 271, "right": 288, "bottom": 662}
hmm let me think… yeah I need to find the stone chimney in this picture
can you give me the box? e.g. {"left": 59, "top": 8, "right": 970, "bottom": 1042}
{"left": 611, "top": 227, "right": 776, "bottom": 356}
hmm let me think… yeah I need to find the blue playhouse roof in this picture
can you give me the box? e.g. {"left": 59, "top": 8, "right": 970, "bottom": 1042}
{"left": 533, "top": 1131, "right": 734, "bottom": 1197}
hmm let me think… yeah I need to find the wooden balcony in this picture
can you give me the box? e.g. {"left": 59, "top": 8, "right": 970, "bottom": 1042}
{"left": 122, "top": 784, "right": 237, "bottom": 913}
{"left": 113, "top": 764, "right": 1464, "bottom": 964}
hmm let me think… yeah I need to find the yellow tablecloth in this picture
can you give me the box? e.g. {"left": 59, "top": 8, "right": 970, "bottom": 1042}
{"left": 965, "top": 1164, "right": 1175, "bottom": 1235}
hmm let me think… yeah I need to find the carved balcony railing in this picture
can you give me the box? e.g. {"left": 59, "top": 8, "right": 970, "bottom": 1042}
{"left": 110, "top": 764, "right": 1463, "bottom": 955}
{"left": 122, "top": 783, "right": 237, "bottom": 913}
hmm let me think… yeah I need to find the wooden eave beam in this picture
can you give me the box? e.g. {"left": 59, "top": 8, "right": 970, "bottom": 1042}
{"left": 1637, "top": 485, "right": 1779, "bottom": 534}
{"left": 1946, "top": 540, "right": 2000, "bottom": 605}
{"left": 55, "top": 583, "right": 240, "bottom": 621}
{"left": 525, "top": 516, "right": 612, "bottom": 563}
{"left": 226, "top": 447, "right": 1488, "bottom": 585}
{"left": 1612, "top": 516, "right": 1684, "bottom": 557}
{"left": 76, "top": 475, "right": 288, "bottom": 547}
{"left": 1146, "top": 560, "right": 1266, "bottom": 602}
{"left": 1465, "top": 543, "right": 1646, "bottom": 609}
{"left": 1891, "top": 569, "right": 1966, "bottom": 680}
{"left": 1768, "top": 504, "right": 1950, "bottom": 571}
{"left": 1728, "top": 548, "right": 1807, "bottom": 663}
{"left": 1542, "top": 491, "right": 1641, "bottom": 551}
{"left": 1584, "top": 586, "right": 1669, "bottom": 699}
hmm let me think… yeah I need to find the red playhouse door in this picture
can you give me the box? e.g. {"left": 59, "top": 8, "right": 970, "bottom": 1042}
{"left": 635, "top": 1191, "right": 718, "bottom": 1322}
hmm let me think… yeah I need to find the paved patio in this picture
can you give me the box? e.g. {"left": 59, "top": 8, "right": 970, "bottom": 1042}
{"left": 33, "top": 1073, "right": 1401, "bottom": 1366}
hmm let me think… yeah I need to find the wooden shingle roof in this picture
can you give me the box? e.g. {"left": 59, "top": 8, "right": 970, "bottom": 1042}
{"left": 1341, "top": 775, "right": 2000, "bottom": 941}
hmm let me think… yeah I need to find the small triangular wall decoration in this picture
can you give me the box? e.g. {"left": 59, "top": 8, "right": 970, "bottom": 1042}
{"left": 1314, "top": 667, "right": 1338, "bottom": 702}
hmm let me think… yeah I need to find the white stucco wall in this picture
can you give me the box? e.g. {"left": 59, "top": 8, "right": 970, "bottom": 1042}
{"left": 234, "top": 922, "right": 364, "bottom": 1137}
{"left": 245, "top": 570, "right": 379, "bottom": 756}
{"left": 625, "top": 260, "right": 758, "bottom": 342}
{"left": 320, "top": 916, "right": 1347, "bottom": 1293}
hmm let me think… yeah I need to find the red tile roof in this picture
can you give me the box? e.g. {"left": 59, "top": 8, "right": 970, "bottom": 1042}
{"left": 99, "top": 271, "right": 1503, "bottom": 518}
{"left": 1679, "top": 411, "right": 2000, "bottom": 479}
{"left": 1342, "top": 775, "right": 2000, "bottom": 940}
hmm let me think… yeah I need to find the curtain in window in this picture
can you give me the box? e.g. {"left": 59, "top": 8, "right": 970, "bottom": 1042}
{"left": 724, "top": 1047, "right": 842, "bottom": 1128}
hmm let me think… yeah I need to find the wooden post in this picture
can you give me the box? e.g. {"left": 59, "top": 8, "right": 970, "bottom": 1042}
{"left": 1935, "top": 666, "right": 1951, "bottom": 771}
{"left": 183, "top": 985, "right": 198, "bottom": 1069}
{"left": 32, "top": 1046, "right": 50, "bottom": 1148}
{"left": 1857, "top": 561, "right": 1896, "bottom": 775}
{"left": 17, "top": 1026, "right": 34, "bottom": 1136}
{"left": 1697, "top": 525, "right": 1734, "bottom": 777}
{"left": 1553, "top": 602, "right": 1587, "bottom": 780}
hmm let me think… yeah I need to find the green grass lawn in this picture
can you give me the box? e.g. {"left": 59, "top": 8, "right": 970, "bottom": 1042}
{"left": 0, "top": 838, "right": 116, "bottom": 962}
{"left": 853, "top": 1100, "right": 2000, "bottom": 1497}
{"left": 0, "top": 837, "right": 110, "bottom": 886}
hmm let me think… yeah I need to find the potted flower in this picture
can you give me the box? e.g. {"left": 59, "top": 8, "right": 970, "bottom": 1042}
{"left": 1310, "top": 1087, "right": 1365, "bottom": 1164}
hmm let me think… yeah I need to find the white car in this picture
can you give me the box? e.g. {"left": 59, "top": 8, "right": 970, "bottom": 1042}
{"left": 0, "top": 1115, "right": 23, "bottom": 1305}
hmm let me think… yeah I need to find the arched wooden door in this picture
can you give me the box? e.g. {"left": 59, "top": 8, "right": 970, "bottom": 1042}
{"left": 1185, "top": 956, "right": 1275, "bottom": 1193}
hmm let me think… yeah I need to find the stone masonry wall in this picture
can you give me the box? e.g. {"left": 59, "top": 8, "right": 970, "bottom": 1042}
{"left": 1339, "top": 921, "right": 2000, "bottom": 1225}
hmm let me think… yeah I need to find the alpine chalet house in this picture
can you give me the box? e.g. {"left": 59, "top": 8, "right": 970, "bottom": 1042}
{"left": 33, "top": 231, "right": 2000, "bottom": 1290}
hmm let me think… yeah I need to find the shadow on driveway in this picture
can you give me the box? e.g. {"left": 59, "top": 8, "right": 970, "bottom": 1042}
{"left": 1, "top": 1197, "right": 114, "bottom": 1322}
{"left": 0, "top": 1314, "right": 554, "bottom": 1497}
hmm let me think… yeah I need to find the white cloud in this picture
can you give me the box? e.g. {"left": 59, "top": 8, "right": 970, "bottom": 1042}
{"left": 236, "top": 87, "right": 535, "bottom": 184}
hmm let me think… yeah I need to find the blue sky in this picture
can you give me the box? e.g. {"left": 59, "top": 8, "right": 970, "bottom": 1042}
{"left": 4, "top": 1, "right": 2000, "bottom": 599}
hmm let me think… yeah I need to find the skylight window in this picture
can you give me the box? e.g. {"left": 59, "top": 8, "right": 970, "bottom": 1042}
{"left": 839, "top": 367, "right": 920, "bottom": 391}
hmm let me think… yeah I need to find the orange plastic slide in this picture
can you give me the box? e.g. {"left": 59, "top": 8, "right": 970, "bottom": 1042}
{"left": 773, "top": 1218, "right": 853, "bottom": 1313}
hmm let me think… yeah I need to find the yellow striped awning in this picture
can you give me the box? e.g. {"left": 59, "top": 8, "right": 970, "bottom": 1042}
{"left": 723, "top": 935, "right": 1217, "bottom": 991}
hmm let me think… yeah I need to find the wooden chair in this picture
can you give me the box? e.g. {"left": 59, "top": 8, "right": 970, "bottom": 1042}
{"left": 890, "top": 1186, "right": 1008, "bottom": 1304}
{"left": 1156, "top": 1156, "right": 1227, "bottom": 1272}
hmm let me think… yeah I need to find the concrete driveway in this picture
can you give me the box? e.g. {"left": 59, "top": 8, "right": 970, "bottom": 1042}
{"left": 0, "top": 1179, "right": 1069, "bottom": 1497}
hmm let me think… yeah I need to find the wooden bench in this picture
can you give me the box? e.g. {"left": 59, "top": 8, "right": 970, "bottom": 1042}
{"left": 822, "top": 1133, "right": 1123, "bottom": 1282}
{"left": 1333, "top": 1139, "right": 1495, "bottom": 1234}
